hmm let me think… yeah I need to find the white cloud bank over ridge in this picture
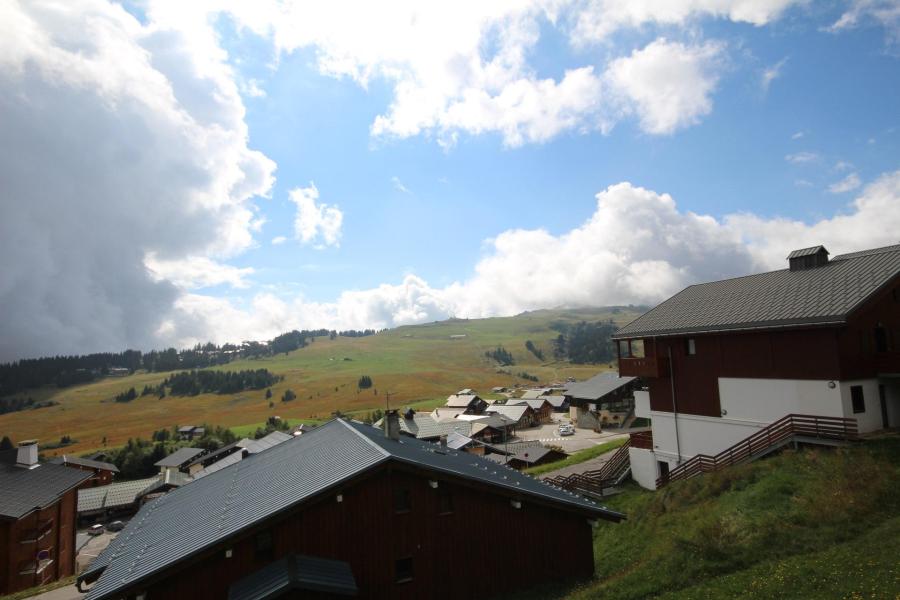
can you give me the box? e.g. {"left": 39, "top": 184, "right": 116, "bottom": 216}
{"left": 173, "top": 173, "right": 900, "bottom": 347}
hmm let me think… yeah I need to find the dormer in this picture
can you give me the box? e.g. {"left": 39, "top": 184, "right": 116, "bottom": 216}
{"left": 787, "top": 245, "right": 829, "bottom": 271}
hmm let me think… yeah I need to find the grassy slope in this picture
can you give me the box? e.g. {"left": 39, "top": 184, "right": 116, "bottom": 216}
{"left": 524, "top": 438, "right": 628, "bottom": 477}
{"left": 0, "top": 307, "right": 641, "bottom": 454}
{"left": 558, "top": 436, "right": 900, "bottom": 600}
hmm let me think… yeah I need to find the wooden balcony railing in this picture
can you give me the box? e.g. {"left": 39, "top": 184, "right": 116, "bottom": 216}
{"left": 656, "top": 414, "right": 858, "bottom": 489}
{"left": 618, "top": 356, "right": 669, "bottom": 378}
{"left": 630, "top": 430, "right": 653, "bottom": 450}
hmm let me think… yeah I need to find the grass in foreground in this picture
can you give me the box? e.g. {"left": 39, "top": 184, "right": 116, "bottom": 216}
{"left": 557, "top": 436, "right": 900, "bottom": 600}
{"left": 0, "top": 576, "right": 76, "bottom": 599}
{"left": 525, "top": 437, "right": 627, "bottom": 477}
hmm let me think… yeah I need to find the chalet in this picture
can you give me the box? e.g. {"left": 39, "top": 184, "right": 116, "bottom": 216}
{"left": 176, "top": 425, "right": 205, "bottom": 440}
{"left": 519, "top": 388, "right": 550, "bottom": 399}
{"left": 0, "top": 442, "right": 90, "bottom": 595}
{"left": 564, "top": 373, "right": 640, "bottom": 429}
{"left": 613, "top": 244, "right": 900, "bottom": 490}
{"left": 444, "top": 393, "right": 487, "bottom": 415}
{"left": 486, "top": 403, "right": 537, "bottom": 428}
{"left": 541, "top": 395, "right": 569, "bottom": 412}
{"left": 77, "top": 476, "right": 160, "bottom": 522}
{"left": 507, "top": 398, "right": 553, "bottom": 424}
{"left": 76, "top": 417, "right": 623, "bottom": 600}
{"left": 377, "top": 411, "right": 474, "bottom": 441}
{"left": 154, "top": 447, "right": 203, "bottom": 476}
{"left": 492, "top": 446, "right": 568, "bottom": 470}
{"left": 49, "top": 455, "right": 119, "bottom": 488}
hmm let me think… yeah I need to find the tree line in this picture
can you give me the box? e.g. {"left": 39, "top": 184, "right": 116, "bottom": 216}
{"left": 485, "top": 346, "right": 515, "bottom": 366}
{"left": 551, "top": 320, "right": 618, "bottom": 364}
{"left": 163, "top": 369, "right": 282, "bottom": 396}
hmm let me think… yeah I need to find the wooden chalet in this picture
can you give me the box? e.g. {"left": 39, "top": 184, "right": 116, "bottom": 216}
{"left": 76, "top": 417, "right": 623, "bottom": 600}
{"left": 613, "top": 244, "right": 900, "bottom": 489}
{"left": 49, "top": 455, "right": 119, "bottom": 488}
{"left": 443, "top": 393, "right": 487, "bottom": 415}
{"left": 0, "top": 442, "right": 90, "bottom": 595}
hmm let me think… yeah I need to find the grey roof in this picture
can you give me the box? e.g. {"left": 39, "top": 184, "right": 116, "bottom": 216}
{"left": 564, "top": 373, "right": 637, "bottom": 401}
{"left": 509, "top": 446, "right": 565, "bottom": 465}
{"left": 153, "top": 447, "right": 204, "bottom": 468}
{"left": 238, "top": 431, "right": 293, "bottom": 454}
{"left": 51, "top": 455, "right": 120, "bottom": 473}
{"left": 194, "top": 451, "right": 245, "bottom": 479}
{"left": 137, "top": 470, "right": 192, "bottom": 498}
{"left": 445, "top": 431, "right": 476, "bottom": 450}
{"left": 183, "top": 441, "right": 243, "bottom": 469}
{"left": 519, "top": 389, "right": 549, "bottom": 399}
{"left": 377, "top": 413, "right": 475, "bottom": 440}
{"left": 613, "top": 244, "right": 900, "bottom": 339}
{"left": 77, "top": 477, "right": 159, "bottom": 513}
{"left": 445, "top": 393, "right": 481, "bottom": 408}
{"left": 81, "top": 419, "right": 622, "bottom": 599}
{"left": 0, "top": 451, "right": 91, "bottom": 519}
{"left": 541, "top": 395, "right": 567, "bottom": 408}
{"left": 787, "top": 245, "right": 828, "bottom": 259}
{"left": 228, "top": 554, "right": 357, "bottom": 599}
{"left": 485, "top": 404, "right": 531, "bottom": 422}
{"left": 508, "top": 398, "right": 551, "bottom": 411}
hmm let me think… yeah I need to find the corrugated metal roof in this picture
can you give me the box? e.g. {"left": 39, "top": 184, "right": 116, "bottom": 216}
{"left": 614, "top": 244, "right": 900, "bottom": 339}
{"left": 787, "top": 245, "right": 828, "bottom": 259}
{"left": 194, "top": 451, "right": 244, "bottom": 479}
{"left": 507, "top": 398, "right": 551, "bottom": 410}
{"left": 237, "top": 431, "right": 292, "bottom": 454}
{"left": 50, "top": 455, "right": 120, "bottom": 473}
{"left": 485, "top": 404, "right": 531, "bottom": 421}
{"left": 228, "top": 554, "right": 358, "bottom": 599}
{"left": 0, "top": 450, "right": 91, "bottom": 519}
{"left": 564, "top": 373, "right": 637, "bottom": 401}
{"left": 82, "top": 419, "right": 622, "bottom": 599}
{"left": 445, "top": 393, "right": 481, "bottom": 408}
{"left": 540, "top": 395, "right": 567, "bottom": 408}
{"left": 153, "top": 447, "right": 204, "bottom": 468}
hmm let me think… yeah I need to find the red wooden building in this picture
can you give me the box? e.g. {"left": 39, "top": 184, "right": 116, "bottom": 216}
{"left": 612, "top": 244, "right": 900, "bottom": 489}
{"left": 77, "top": 417, "right": 623, "bottom": 600}
{"left": 0, "top": 442, "right": 90, "bottom": 595}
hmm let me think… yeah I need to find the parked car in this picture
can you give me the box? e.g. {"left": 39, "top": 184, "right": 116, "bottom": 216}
{"left": 87, "top": 524, "right": 104, "bottom": 536}
{"left": 106, "top": 520, "right": 126, "bottom": 532}
{"left": 558, "top": 424, "right": 575, "bottom": 436}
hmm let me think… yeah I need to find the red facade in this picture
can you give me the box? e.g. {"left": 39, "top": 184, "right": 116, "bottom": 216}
{"left": 127, "top": 463, "right": 595, "bottom": 600}
{"left": 619, "top": 275, "right": 900, "bottom": 418}
{"left": 0, "top": 489, "right": 78, "bottom": 595}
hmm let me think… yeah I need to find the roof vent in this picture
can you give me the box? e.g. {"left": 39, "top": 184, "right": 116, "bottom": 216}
{"left": 787, "top": 245, "right": 829, "bottom": 271}
{"left": 383, "top": 410, "right": 401, "bottom": 441}
{"left": 16, "top": 440, "right": 39, "bottom": 469}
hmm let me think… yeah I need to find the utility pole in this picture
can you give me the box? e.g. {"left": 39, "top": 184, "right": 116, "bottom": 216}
{"left": 386, "top": 390, "right": 395, "bottom": 413}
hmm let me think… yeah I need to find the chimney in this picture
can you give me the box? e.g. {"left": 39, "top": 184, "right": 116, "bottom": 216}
{"left": 787, "top": 246, "right": 829, "bottom": 271}
{"left": 16, "top": 440, "right": 39, "bottom": 469}
{"left": 384, "top": 410, "right": 401, "bottom": 441}
{"left": 439, "top": 435, "right": 448, "bottom": 452}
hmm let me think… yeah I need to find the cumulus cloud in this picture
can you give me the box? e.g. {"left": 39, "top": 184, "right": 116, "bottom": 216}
{"left": 169, "top": 172, "right": 900, "bottom": 347}
{"left": 605, "top": 39, "right": 724, "bottom": 135}
{"left": 289, "top": 183, "right": 344, "bottom": 248}
{"left": 145, "top": 254, "right": 254, "bottom": 289}
{"left": 828, "top": 173, "right": 862, "bottom": 193}
{"left": 0, "top": 0, "right": 274, "bottom": 361}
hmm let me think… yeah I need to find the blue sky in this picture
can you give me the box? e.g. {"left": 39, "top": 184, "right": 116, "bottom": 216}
{"left": 1, "top": 0, "right": 899, "bottom": 359}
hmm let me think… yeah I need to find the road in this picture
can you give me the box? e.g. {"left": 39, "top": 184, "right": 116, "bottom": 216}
{"left": 511, "top": 413, "right": 630, "bottom": 453}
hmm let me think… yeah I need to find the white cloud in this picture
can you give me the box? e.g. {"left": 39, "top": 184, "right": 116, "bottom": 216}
{"left": 835, "top": 160, "right": 854, "bottom": 171}
{"left": 827, "top": 0, "right": 900, "bottom": 42}
{"left": 289, "top": 183, "right": 344, "bottom": 248}
{"left": 391, "top": 176, "right": 411, "bottom": 194}
{"left": 605, "top": 39, "right": 725, "bottom": 135}
{"left": 241, "top": 78, "right": 267, "bottom": 98}
{"left": 571, "top": 0, "right": 805, "bottom": 44}
{"left": 791, "top": 131, "right": 805, "bottom": 139}
{"left": 170, "top": 171, "right": 900, "bottom": 347}
{"left": 785, "top": 151, "right": 819, "bottom": 163}
{"left": 145, "top": 254, "right": 254, "bottom": 289}
{"left": 0, "top": 0, "right": 275, "bottom": 361}
{"left": 760, "top": 57, "right": 787, "bottom": 93}
{"left": 828, "top": 172, "right": 862, "bottom": 193}
{"left": 271, "top": 235, "right": 288, "bottom": 245}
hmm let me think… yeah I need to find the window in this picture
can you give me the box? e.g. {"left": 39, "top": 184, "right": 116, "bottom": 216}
{"left": 393, "top": 488, "right": 411, "bottom": 513}
{"left": 618, "top": 340, "right": 632, "bottom": 358}
{"left": 851, "top": 386, "right": 865, "bottom": 414}
{"left": 630, "top": 339, "right": 645, "bottom": 358}
{"left": 395, "top": 557, "right": 413, "bottom": 583}
{"left": 685, "top": 338, "right": 696, "bottom": 355}
{"left": 438, "top": 488, "right": 453, "bottom": 515}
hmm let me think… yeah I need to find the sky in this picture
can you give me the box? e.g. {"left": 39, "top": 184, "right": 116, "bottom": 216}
{"left": 1, "top": 0, "right": 899, "bottom": 362}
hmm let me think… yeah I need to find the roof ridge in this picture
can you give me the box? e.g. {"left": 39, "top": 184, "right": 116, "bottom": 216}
{"left": 336, "top": 418, "right": 391, "bottom": 458}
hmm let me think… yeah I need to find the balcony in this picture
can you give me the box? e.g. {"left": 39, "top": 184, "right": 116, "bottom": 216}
{"left": 630, "top": 430, "right": 653, "bottom": 450}
{"left": 618, "top": 356, "right": 669, "bottom": 378}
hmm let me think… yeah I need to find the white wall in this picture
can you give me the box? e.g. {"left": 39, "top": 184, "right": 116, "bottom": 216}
{"left": 649, "top": 410, "right": 766, "bottom": 460}
{"left": 839, "top": 379, "right": 882, "bottom": 434}
{"left": 628, "top": 447, "right": 658, "bottom": 490}
{"left": 718, "top": 378, "right": 844, "bottom": 422}
{"left": 885, "top": 380, "right": 900, "bottom": 427}
{"left": 634, "top": 390, "right": 651, "bottom": 419}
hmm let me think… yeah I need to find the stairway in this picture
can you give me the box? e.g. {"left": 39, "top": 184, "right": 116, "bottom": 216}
{"left": 543, "top": 439, "right": 631, "bottom": 499}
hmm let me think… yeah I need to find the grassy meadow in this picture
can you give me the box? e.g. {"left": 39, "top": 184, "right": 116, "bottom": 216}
{"left": 0, "top": 307, "right": 641, "bottom": 455}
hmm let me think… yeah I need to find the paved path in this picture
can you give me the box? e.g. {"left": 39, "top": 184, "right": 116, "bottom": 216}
{"left": 536, "top": 445, "right": 624, "bottom": 480}
{"left": 24, "top": 584, "right": 84, "bottom": 600}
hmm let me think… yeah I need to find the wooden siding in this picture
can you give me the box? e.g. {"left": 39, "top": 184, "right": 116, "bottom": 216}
{"left": 142, "top": 463, "right": 594, "bottom": 600}
{"left": 0, "top": 489, "right": 78, "bottom": 595}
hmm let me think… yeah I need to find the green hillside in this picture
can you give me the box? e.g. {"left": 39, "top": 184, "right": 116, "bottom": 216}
{"left": 545, "top": 435, "right": 900, "bottom": 600}
{"left": 0, "top": 307, "right": 642, "bottom": 454}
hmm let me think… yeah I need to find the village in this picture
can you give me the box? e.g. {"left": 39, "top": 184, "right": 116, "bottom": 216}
{"left": 1, "top": 243, "right": 898, "bottom": 599}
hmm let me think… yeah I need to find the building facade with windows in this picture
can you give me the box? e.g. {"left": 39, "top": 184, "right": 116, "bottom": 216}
{"left": 613, "top": 245, "right": 900, "bottom": 489}
{"left": 78, "top": 417, "right": 623, "bottom": 600}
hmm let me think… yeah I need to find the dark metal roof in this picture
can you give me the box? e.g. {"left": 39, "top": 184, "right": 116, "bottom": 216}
{"left": 183, "top": 441, "right": 242, "bottom": 469}
{"left": 78, "top": 476, "right": 160, "bottom": 513}
{"left": 237, "top": 431, "right": 292, "bottom": 454}
{"left": 564, "top": 373, "right": 637, "bottom": 401}
{"left": 613, "top": 244, "right": 900, "bottom": 339}
{"left": 50, "top": 454, "right": 120, "bottom": 473}
{"left": 81, "top": 419, "right": 623, "bottom": 599}
{"left": 787, "top": 245, "right": 828, "bottom": 259}
{"left": 228, "top": 554, "right": 357, "bottom": 599}
{"left": 0, "top": 450, "right": 91, "bottom": 519}
{"left": 153, "top": 447, "right": 204, "bottom": 468}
